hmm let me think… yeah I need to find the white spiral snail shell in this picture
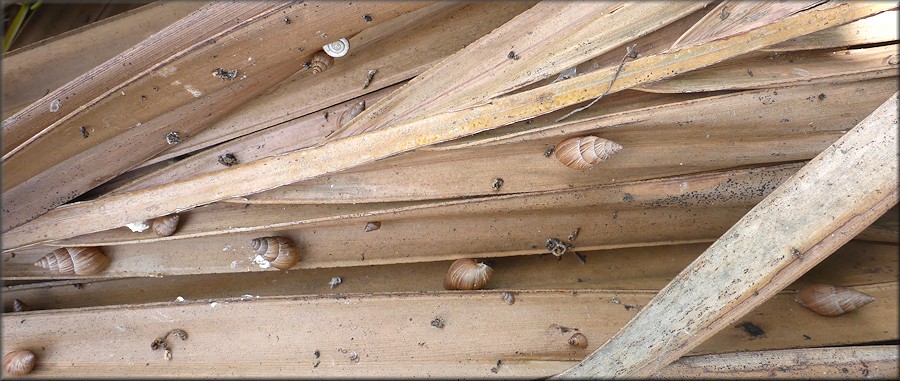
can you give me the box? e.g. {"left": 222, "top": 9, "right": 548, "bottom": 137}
{"left": 322, "top": 37, "right": 349, "bottom": 58}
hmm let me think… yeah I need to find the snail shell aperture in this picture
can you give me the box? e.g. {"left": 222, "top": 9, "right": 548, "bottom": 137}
{"left": 795, "top": 283, "right": 875, "bottom": 317}
{"left": 151, "top": 214, "right": 180, "bottom": 237}
{"left": 322, "top": 38, "right": 349, "bottom": 57}
{"left": 250, "top": 237, "right": 300, "bottom": 270}
{"left": 34, "top": 247, "right": 110, "bottom": 275}
{"left": 443, "top": 258, "right": 493, "bottom": 290}
{"left": 554, "top": 136, "right": 623, "bottom": 170}
{"left": 3, "top": 350, "right": 36, "bottom": 376}
{"left": 310, "top": 51, "right": 334, "bottom": 74}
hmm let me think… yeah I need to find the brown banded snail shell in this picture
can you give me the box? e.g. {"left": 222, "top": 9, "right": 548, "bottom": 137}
{"left": 555, "top": 136, "right": 622, "bottom": 170}
{"left": 34, "top": 247, "right": 110, "bottom": 275}
{"left": 12, "top": 299, "right": 31, "bottom": 312}
{"left": 795, "top": 283, "right": 875, "bottom": 316}
{"left": 310, "top": 51, "right": 334, "bottom": 74}
{"left": 151, "top": 214, "right": 180, "bottom": 237}
{"left": 443, "top": 259, "right": 493, "bottom": 290}
{"left": 250, "top": 237, "right": 300, "bottom": 270}
{"left": 3, "top": 350, "right": 36, "bottom": 376}
{"left": 567, "top": 333, "right": 588, "bottom": 348}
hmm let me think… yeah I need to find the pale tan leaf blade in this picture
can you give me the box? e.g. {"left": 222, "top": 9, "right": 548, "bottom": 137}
{"left": 1, "top": 1, "right": 891, "bottom": 251}
{"left": 671, "top": 0, "right": 828, "bottom": 50}
{"left": 554, "top": 93, "right": 899, "bottom": 378}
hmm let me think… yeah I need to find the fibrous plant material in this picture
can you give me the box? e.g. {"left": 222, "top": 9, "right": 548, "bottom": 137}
{"left": 554, "top": 93, "right": 898, "bottom": 378}
{"left": 2, "top": 2, "right": 892, "bottom": 252}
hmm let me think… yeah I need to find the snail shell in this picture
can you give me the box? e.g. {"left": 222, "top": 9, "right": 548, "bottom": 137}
{"left": 151, "top": 214, "right": 180, "bottom": 237}
{"left": 310, "top": 51, "right": 334, "bottom": 74}
{"left": 250, "top": 237, "right": 300, "bottom": 270}
{"left": 567, "top": 333, "right": 588, "bottom": 348}
{"left": 364, "top": 221, "right": 381, "bottom": 232}
{"left": 338, "top": 100, "right": 366, "bottom": 128}
{"left": 554, "top": 136, "right": 623, "bottom": 170}
{"left": 322, "top": 37, "right": 350, "bottom": 58}
{"left": 795, "top": 283, "right": 875, "bottom": 316}
{"left": 443, "top": 258, "right": 493, "bottom": 290}
{"left": 501, "top": 291, "right": 515, "bottom": 305}
{"left": 12, "top": 299, "right": 31, "bottom": 312}
{"left": 3, "top": 350, "right": 36, "bottom": 376}
{"left": 34, "top": 247, "right": 110, "bottom": 276}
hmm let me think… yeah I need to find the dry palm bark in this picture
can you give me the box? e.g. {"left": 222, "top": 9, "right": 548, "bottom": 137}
{"left": 763, "top": 10, "right": 898, "bottom": 51}
{"left": 1, "top": 284, "right": 895, "bottom": 377}
{"left": 554, "top": 93, "right": 898, "bottom": 378}
{"left": 637, "top": 44, "right": 898, "bottom": 93}
{"left": 5, "top": 163, "right": 803, "bottom": 278}
{"left": 324, "top": 1, "right": 709, "bottom": 141}
{"left": 669, "top": 1, "right": 828, "bottom": 50}
{"left": 136, "top": 2, "right": 535, "bottom": 168}
{"left": 0, "top": 2, "right": 431, "bottom": 233}
{"left": 237, "top": 78, "right": 895, "bottom": 204}
{"left": 1, "top": 2, "right": 267, "bottom": 156}
{"left": 1, "top": 2, "right": 893, "bottom": 250}
{"left": 4, "top": 240, "right": 893, "bottom": 311}
{"left": 1, "top": 2, "right": 203, "bottom": 118}
{"left": 653, "top": 345, "right": 898, "bottom": 379}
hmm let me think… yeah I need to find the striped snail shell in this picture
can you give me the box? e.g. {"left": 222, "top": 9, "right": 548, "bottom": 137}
{"left": 310, "top": 51, "right": 334, "bottom": 74}
{"left": 3, "top": 350, "right": 36, "bottom": 376}
{"left": 554, "top": 136, "right": 623, "bottom": 170}
{"left": 34, "top": 247, "right": 110, "bottom": 276}
{"left": 151, "top": 214, "right": 180, "bottom": 237}
{"left": 443, "top": 258, "right": 493, "bottom": 290}
{"left": 567, "top": 333, "right": 588, "bottom": 348}
{"left": 12, "top": 299, "right": 31, "bottom": 312}
{"left": 250, "top": 237, "right": 300, "bottom": 270}
{"left": 322, "top": 37, "right": 349, "bottom": 58}
{"left": 338, "top": 100, "right": 366, "bottom": 128}
{"left": 795, "top": 283, "right": 875, "bottom": 317}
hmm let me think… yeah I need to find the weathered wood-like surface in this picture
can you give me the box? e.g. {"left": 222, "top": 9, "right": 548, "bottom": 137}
{"left": 107, "top": 84, "right": 398, "bottom": 196}
{"left": 2, "top": 2, "right": 891, "bottom": 252}
{"left": 4, "top": 240, "right": 894, "bottom": 311}
{"left": 1, "top": 2, "right": 203, "bottom": 118}
{"left": 654, "top": 345, "right": 899, "bottom": 379}
{"left": 1, "top": 2, "right": 431, "bottom": 233}
{"left": 670, "top": 1, "right": 826, "bottom": 50}
{"left": 1, "top": 1, "right": 263, "bottom": 157}
{"left": 763, "top": 10, "right": 898, "bottom": 51}
{"left": 556, "top": 93, "right": 899, "bottom": 378}
{"left": 4, "top": 163, "right": 802, "bottom": 278}
{"left": 137, "top": 2, "right": 535, "bottom": 168}
{"left": 637, "top": 44, "right": 898, "bottom": 93}
{"left": 325, "top": 1, "right": 708, "bottom": 141}
{"left": 1, "top": 283, "right": 896, "bottom": 378}
{"left": 241, "top": 78, "right": 896, "bottom": 203}
{"left": 6, "top": 2, "right": 149, "bottom": 51}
